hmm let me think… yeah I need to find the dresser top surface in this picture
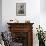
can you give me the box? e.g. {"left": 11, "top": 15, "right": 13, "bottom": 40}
{"left": 7, "top": 23, "right": 34, "bottom": 25}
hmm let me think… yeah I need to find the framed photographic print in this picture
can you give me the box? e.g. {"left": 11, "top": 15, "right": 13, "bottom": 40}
{"left": 16, "top": 3, "right": 26, "bottom": 16}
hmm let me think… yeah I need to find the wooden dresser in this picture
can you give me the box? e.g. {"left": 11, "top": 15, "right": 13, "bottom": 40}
{"left": 7, "top": 23, "right": 34, "bottom": 46}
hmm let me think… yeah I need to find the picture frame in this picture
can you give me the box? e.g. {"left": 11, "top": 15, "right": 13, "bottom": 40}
{"left": 16, "top": 3, "right": 26, "bottom": 16}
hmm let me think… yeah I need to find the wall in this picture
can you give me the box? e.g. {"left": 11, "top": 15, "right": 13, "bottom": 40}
{"left": 0, "top": 0, "right": 2, "bottom": 32}
{"left": 2, "top": 0, "right": 46, "bottom": 46}
{"left": 40, "top": 0, "right": 46, "bottom": 13}
{"left": 40, "top": 0, "right": 46, "bottom": 31}
{"left": 2, "top": 0, "right": 40, "bottom": 30}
